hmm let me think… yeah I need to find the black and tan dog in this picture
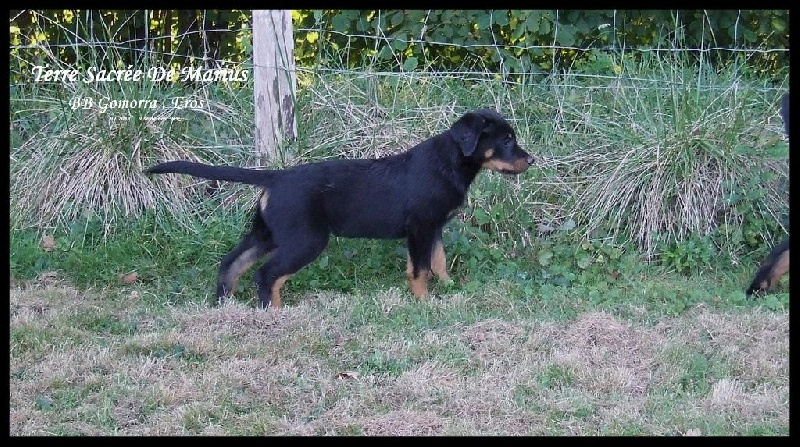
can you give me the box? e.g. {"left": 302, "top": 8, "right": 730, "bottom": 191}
{"left": 746, "top": 93, "right": 790, "bottom": 295}
{"left": 148, "top": 108, "right": 533, "bottom": 308}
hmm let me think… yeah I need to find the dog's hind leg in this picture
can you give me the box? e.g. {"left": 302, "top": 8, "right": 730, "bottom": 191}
{"left": 253, "top": 230, "right": 330, "bottom": 308}
{"left": 216, "top": 213, "right": 274, "bottom": 304}
{"left": 216, "top": 232, "right": 272, "bottom": 304}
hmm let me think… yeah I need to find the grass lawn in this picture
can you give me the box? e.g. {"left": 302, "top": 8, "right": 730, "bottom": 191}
{"left": 9, "top": 268, "right": 789, "bottom": 435}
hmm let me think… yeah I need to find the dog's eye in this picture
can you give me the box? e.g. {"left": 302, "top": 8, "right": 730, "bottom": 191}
{"left": 505, "top": 134, "right": 513, "bottom": 145}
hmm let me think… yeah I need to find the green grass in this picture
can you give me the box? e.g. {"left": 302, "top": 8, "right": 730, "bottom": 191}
{"left": 9, "top": 203, "right": 789, "bottom": 318}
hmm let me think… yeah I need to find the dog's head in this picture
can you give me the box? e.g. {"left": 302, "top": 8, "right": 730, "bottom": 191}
{"left": 450, "top": 108, "right": 534, "bottom": 174}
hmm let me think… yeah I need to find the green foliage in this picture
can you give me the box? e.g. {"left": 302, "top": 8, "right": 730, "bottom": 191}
{"left": 10, "top": 326, "right": 69, "bottom": 357}
{"left": 657, "top": 234, "right": 716, "bottom": 275}
{"left": 9, "top": 10, "right": 789, "bottom": 81}
{"left": 291, "top": 10, "right": 788, "bottom": 77}
{"left": 8, "top": 201, "right": 786, "bottom": 326}
{"left": 71, "top": 312, "right": 139, "bottom": 336}
{"left": 9, "top": 206, "right": 250, "bottom": 305}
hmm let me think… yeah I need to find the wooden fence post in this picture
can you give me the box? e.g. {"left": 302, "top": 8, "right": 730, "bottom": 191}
{"left": 252, "top": 10, "right": 297, "bottom": 160}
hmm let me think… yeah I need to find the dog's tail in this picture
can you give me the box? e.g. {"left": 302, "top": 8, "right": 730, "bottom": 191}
{"left": 146, "top": 161, "right": 273, "bottom": 185}
{"left": 746, "top": 238, "right": 790, "bottom": 295}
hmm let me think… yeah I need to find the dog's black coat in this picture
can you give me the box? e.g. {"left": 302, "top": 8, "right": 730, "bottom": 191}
{"left": 148, "top": 108, "right": 533, "bottom": 307}
{"left": 746, "top": 93, "right": 790, "bottom": 295}
{"left": 746, "top": 238, "right": 789, "bottom": 295}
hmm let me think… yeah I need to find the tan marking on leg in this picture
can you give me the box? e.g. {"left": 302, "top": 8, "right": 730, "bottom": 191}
{"left": 258, "top": 189, "right": 270, "bottom": 212}
{"left": 768, "top": 249, "right": 790, "bottom": 290}
{"left": 224, "top": 247, "right": 263, "bottom": 296}
{"left": 431, "top": 240, "right": 450, "bottom": 282}
{"left": 270, "top": 275, "right": 290, "bottom": 308}
{"left": 406, "top": 255, "right": 413, "bottom": 278}
{"left": 407, "top": 269, "right": 432, "bottom": 299}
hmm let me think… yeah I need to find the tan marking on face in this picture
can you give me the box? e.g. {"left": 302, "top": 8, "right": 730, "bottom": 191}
{"left": 484, "top": 148, "right": 494, "bottom": 158}
{"left": 223, "top": 247, "right": 263, "bottom": 296}
{"left": 270, "top": 275, "right": 290, "bottom": 308}
{"left": 431, "top": 240, "right": 450, "bottom": 282}
{"left": 482, "top": 158, "right": 530, "bottom": 174}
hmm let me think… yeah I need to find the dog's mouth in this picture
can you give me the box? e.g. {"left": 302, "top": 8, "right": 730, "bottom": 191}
{"left": 482, "top": 158, "right": 532, "bottom": 175}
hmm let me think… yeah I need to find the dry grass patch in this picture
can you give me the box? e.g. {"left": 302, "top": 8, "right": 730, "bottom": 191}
{"left": 557, "top": 312, "right": 663, "bottom": 395}
{"left": 9, "top": 285, "right": 789, "bottom": 436}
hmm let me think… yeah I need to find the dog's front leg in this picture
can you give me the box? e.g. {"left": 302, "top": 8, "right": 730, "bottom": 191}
{"left": 431, "top": 227, "right": 451, "bottom": 283}
{"left": 407, "top": 229, "right": 451, "bottom": 285}
{"left": 406, "top": 228, "right": 435, "bottom": 299}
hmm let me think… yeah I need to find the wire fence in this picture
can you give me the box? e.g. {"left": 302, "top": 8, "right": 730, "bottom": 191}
{"left": 9, "top": 9, "right": 790, "bottom": 92}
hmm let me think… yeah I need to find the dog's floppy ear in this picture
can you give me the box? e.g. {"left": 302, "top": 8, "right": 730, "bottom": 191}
{"left": 450, "top": 111, "right": 487, "bottom": 156}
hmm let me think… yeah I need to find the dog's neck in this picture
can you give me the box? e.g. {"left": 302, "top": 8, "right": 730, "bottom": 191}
{"left": 427, "top": 132, "right": 482, "bottom": 195}
{"left": 457, "top": 160, "right": 482, "bottom": 186}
